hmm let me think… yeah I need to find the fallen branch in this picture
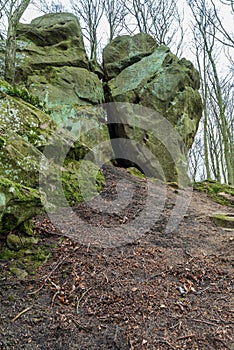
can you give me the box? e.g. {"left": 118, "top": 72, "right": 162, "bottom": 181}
{"left": 28, "top": 257, "right": 66, "bottom": 295}
{"left": 156, "top": 339, "right": 177, "bottom": 350}
{"left": 187, "top": 318, "right": 218, "bottom": 326}
{"left": 12, "top": 306, "right": 33, "bottom": 322}
{"left": 76, "top": 287, "right": 92, "bottom": 314}
{"left": 70, "top": 317, "right": 92, "bottom": 332}
{"left": 177, "top": 334, "right": 195, "bottom": 340}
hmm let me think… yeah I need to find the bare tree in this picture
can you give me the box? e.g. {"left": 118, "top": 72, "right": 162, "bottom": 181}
{"left": 32, "top": 0, "right": 67, "bottom": 14}
{"left": 1, "top": 0, "right": 31, "bottom": 83}
{"left": 188, "top": 0, "right": 234, "bottom": 184}
{"left": 103, "top": 0, "right": 126, "bottom": 42}
{"left": 122, "top": 0, "right": 184, "bottom": 55}
{"left": 70, "top": 0, "right": 104, "bottom": 63}
{"left": 220, "top": 0, "right": 234, "bottom": 12}
{"left": 207, "top": 0, "right": 234, "bottom": 48}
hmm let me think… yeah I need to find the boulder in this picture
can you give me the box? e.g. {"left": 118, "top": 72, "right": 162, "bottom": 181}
{"left": 0, "top": 82, "right": 89, "bottom": 187}
{"left": 105, "top": 43, "right": 202, "bottom": 183}
{"left": 0, "top": 81, "right": 106, "bottom": 233}
{"left": 16, "top": 12, "right": 89, "bottom": 76}
{"left": 18, "top": 12, "right": 85, "bottom": 47}
{"left": 27, "top": 66, "right": 104, "bottom": 107}
{"left": 211, "top": 213, "right": 234, "bottom": 229}
{"left": 10, "top": 13, "right": 108, "bottom": 150}
{"left": 0, "top": 178, "right": 43, "bottom": 234}
{"left": 103, "top": 32, "right": 157, "bottom": 80}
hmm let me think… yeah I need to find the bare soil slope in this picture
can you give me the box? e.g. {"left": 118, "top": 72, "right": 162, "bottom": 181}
{"left": 0, "top": 165, "right": 233, "bottom": 349}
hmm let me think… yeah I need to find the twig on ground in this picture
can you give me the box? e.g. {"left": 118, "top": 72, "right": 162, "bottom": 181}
{"left": 12, "top": 306, "right": 33, "bottom": 322}
{"left": 28, "top": 257, "right": 66, "bottom": 295}
{"left": 177, "top": 334, "right": 195, "bottom": 340}
{"left": 188, "top": 318, "right": 218, "bottom": 326}
{"left": 156, "top": 339, "right": 177, "bottom": 350}
{"left": 70, "top": 317, "right": 92, "bottom": 332}
{"left": 76, "top": 287, "right": 92, "bottom": 314}
{"left": 216, "top": 339, "right": 233, "bottom": 350}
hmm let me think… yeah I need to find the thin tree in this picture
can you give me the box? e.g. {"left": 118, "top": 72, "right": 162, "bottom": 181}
{"left": 70, "top": 0, "right": 104, "bottom": 63}
{"left": 3, "top": 0, "right": 31, "bottom": 83}
{"left": 32, "top": 0, "right": 67, "bottom": 14}
{"left": 122, "top": 0, "right": 184, "bottom": 55}
{"left": 188, "top": 0, "right": 234, "bottom": 184}
{"left": 103, "top": 0, "right": 126, "bottom": 42}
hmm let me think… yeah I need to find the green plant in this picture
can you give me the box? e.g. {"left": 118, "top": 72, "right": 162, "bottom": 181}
{"left": 0, "top": 85, "right": 45, "bottom": 110}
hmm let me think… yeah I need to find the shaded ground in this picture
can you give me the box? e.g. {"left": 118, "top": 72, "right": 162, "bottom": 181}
{"left": 0, "top": 165, "right": 233, "bottom": 349}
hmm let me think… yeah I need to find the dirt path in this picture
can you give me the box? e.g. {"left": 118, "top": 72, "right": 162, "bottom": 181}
{"left": 0, "top": 165, "right": 233, "bottom": 349}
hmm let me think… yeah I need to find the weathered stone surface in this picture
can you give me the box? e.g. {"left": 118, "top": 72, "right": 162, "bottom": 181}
{"left": 28, "top": 66, "right": 104, "bottom": 107}
{"left": 0, "top": 83, "right": 90, "bottom": 186}
{"left": 0, "top": 178, "right": 43, "bottom": 234}
{"left": 103, "top": 33, "right": 157, "bottom": 80}
{"left": 9, "top": 267, "right": 29, "bottom": 280}
{"left": 16, "top": 12, "right": 88, "bottom": 74}
{"left": 105, "top": 43, "right": 202, "bottom": 183}
{"left": 18, "top": 12, "right": 84, "bottom": 47}
{"left": 0, "top": 82, "right": 106, "bottom": 233}
{"left": 7, "top": 233, "right": 38, "bottom": 250}
{"left": 9, "top": 13, "right": 108, "bottom": 150}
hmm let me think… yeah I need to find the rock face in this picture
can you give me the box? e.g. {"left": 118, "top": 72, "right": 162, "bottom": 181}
{"left": 0, "top": 178, "right": 42, "bottom": 234}
{"left": 0, "top": 79, "right": 105, "bottom": 234}
{"left": 14, "top": 13, "right": 108, "bottom": 149}
{"left": 103, "top": 32, "right": 158, "bottom": 80}
{"left": 16, "top": 12, "right": 89, "bottom": 75}
{"left": 103, "top": 35, "right": 203, "bottom": 182}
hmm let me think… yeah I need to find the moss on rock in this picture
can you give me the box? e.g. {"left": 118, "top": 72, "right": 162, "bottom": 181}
{"left": 0, "top": 178, "right": 43, "bottom": 234}
{"left": 193, "top": 180, "right": 234, "bottom": 207}
{"left": 211, "top": 213, "right": 234, "bottom": 228}
{"left": 7, "top": 233, "right": 39, "bottom": 250}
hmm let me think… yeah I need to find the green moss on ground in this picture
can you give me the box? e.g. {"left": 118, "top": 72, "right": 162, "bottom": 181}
{"left": 193, "top": 180, "right": 234, "bottom": 207}
{"left": 0, "top": 241, "right": 52, "bottom": 277}
{"left": 127, "top": 167, "right": 146, "bottom": 179}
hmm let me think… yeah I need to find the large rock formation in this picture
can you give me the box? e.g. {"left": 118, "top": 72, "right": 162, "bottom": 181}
{"left": 16, "top": 12, "right": 89, "bottom": 77}
{"left": 13, "top": 13, "right": 108, "bottom": 149}
{"left": 0, "top": 79, "right": 105, "bottom": 233}
{"left": 103, "top": 35, "right": 202, "bottom": 182}
{"left": 0, "top": 14, "right": 202, "bottom": 190}
{"left": 103, "top": 32, "right": 158, "bottom": 80}
{"left": 0, "top": 178, "right": 42, "bottom": 234}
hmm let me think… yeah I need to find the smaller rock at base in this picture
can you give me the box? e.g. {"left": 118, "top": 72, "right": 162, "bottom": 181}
{"left": 7, "top": 233, "right": 39, "bottom": 251}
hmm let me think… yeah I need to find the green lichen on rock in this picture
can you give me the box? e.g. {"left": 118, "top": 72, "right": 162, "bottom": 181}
{"left": 104, "top": 38, "right": 202, "bottom": 183}
{"left": 43, "top": 159, "right": 105, "bottom": 207}
{"left": 18, "top": 219, "right": 34, "bottom": 236}
{"left": 0, "top": 178, "right": 43, "bottom": 234}
{"left": 194, "top": 180, "right": 234, "bottom": 207}
{"left": 7, "top": 233, "right": 39, "bottom": 250}
{"left": 0, "top": 83, "right": 56, "bottom": 148}
{"left": 0, "top": 241, "right": 52, "bottom": 278}
{"left": 9, "top": 267, "right": 28, "bottom": 280}
{"left": 103, "top": 32, "right": 158, "bottom": 80}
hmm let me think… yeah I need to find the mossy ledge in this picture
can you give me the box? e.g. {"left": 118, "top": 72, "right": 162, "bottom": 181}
{"left": 193, "top": 180, "right": 234, "bottom": 207}
{"left": 211, "top": 213, "right": 234, "bottom": 229}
